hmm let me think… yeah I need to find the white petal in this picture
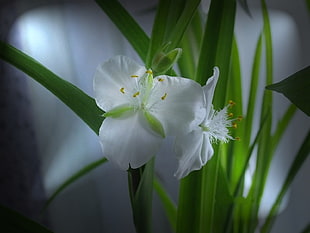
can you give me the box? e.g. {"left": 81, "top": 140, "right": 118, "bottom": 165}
{"left": 148, "top": 76, "right": 205, "bottom": 135}
{"left": 174, "top": 129, "right": 214, "bottom": 179}
{"left": 203, "top": 67, "right": 219, "bottom": 114}
{"left": 94, "top": 55, "right": 146, "bottom": 112}
{"left": 98, "top": 111, "right": 163, "bottom": 170}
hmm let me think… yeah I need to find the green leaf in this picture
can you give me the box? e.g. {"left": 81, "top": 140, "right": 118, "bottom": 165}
{"left": 300, "top": 223, "right": 310, "bottom": 233}
{"left": 266, "top": 66, "right": 310, "bottom": 116}
{"left": 195, "top": 0, "right": 236, "bottom": 108}
{"left": 95, "top": 0, "right": 150, "bottom": 63}
{"left": 0, "top": 41, "right": 104, "bottom": 135}
{"left": 176, "top": 0, "right": 236, "bottom": 232}
{"left": 153, "top": 178, "right": 177, "bottom": 232}
{"left": 128, "top": 159, "right": 155, "bottom": 233}
{"left": 261, "top": 130, "right": 310, "bottom": 233}
{"left": 0, "top": 204, "right": 53, "bottom": 233}
{"left": 43, "top": 158, "right": 108, "bottom": 210}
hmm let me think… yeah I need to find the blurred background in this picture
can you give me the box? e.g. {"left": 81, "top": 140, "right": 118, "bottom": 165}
{"left": 0, "top": 0, "right": 309, "bottom": 232}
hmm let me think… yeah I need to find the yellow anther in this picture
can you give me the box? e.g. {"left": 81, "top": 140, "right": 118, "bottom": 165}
{"left": 228, "top": 113, "right": 234, "bottom": 117}
{"left": 133, "top": 91, "right": 140, "bottom": 97}
{"left": 145, "top": 70, "right": 153, "bottom": 74}
{"left": 120, "top": 87, "right": 125, "bottom": 94}
{"left": 237, "top": 115, "right": 243, "bottom": 122}
{"left": 131, "top": 75, "right": 139, "bottom": 78}
{"left": 161, "top": 93, "right": 167, "bottom": 100}
{"left": 229, "top": 100, "right": 236, "bottom": 107}
{"left": 235, "top": 136, "right": 241, "bottom": 141}
{"left": 232, "top": 123, "right": 238, "bottom": 129}
{"left": 158, "top": 78, "right": 164, "bottom": 82}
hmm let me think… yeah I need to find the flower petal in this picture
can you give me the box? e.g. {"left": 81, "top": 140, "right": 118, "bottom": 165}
{"left": 94, "top": 55, "right": 146, "bottom": 112}
{"left": 203, "top": 67, "right": 219, "bottom": 113}
{"left": 98, "top": 111, "right": 163, "bottom": 170}
{"left": 148, "top": 76, "right": 205, "bottom": 135}
{"left": 174, "top": 129, "right": 214, "bottom": 179}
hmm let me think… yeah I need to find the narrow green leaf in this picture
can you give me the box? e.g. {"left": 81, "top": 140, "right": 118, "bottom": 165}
{"left": 266, "top": 66, "right": 310, "bottom": 116}
{"left": 146, "top": 0, "right": 174, "bottom": 67}
{"left": 176, "top": 171, "right": 202, "bottom": 233}
{"left": 166, "top": 0, "right": 201, "bottom": 50}
{"left": 153, "top": 178, "right": 177, "bottom": 232}
{"left": 271, "top": 104, "right": 297, "bottom": 152}
{"left": 177, "top": 1, "right": 236, "bottom": 232}
{"left": 177, "top": 11, "right": 203, "bottom": 79}
{"left": 95, "top": 0, "right": 150, "bottom": 63}
{"left": 128, "top": 159, "right": 155, "bottom": 233}
{"left": 43, "top": 158, "right": 108, "bottom": 210}
{"left": 0, "top": 41, "right": 104, "bottom": 134}
{"left": 0, "top": 204, "right": 53, "bottom": 233}
{"left": 244, "top": 33, "right": 263, "bottom": 146}
{"left": 306, "top": 0, "right": 310, "bottom": 13}
{"left": 247, "top": 1, "right": 274, "bottom": 231}
{"left": 261, "top": 130, "right": 310, "bottom": 233}
{"left": 195, "top": 0, "right": 237, "bottom": 108}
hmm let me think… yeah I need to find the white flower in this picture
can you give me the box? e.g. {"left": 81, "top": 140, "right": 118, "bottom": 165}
{"left": 174, "top": 67, "right": 233, "bottom": 179}
{"left": 94, "top": 55, "right": 205, "bottom": 170}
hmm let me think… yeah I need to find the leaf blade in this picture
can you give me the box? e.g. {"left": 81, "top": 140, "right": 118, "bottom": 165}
{"left": 0, "top": 41, "right": 104, "bottom": 134}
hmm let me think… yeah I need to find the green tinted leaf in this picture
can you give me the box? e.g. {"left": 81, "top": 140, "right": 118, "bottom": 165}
{"left": 0, "top": 41, "right": 104, "bottom": 135}
{"left": 154, "top": 178, "right": 177, "bottom": 232}
{"left": 261, "top": 130, "right": 310, "bottom": 233}
{"left": 0, "top": 204, "right": 53, "bottom": 233}
{"left": 95, "top": 0, "right": 150, "bottom": 63}
{"left": 195, "top": 0, "right": 236, "bottom": 108}
{"left": 266, "top": 66, "right": 310, "bottom": 116}
{"left": 44, "top": 158, "right": 108, "bottom": 210}
{"left": 128, "top": 159, "right": 155, "bottom": 233}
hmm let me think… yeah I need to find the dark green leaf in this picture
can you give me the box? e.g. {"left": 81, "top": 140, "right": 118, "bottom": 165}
{"left": 154, "top": 178, "right": 177, "bottom": 232}
{"left": 266, "top": 66, "right": 310, "bottom": 116}
{"left": 44, "top": 158, "right": 108, "bottom": 210}
{"left": 0, "top": 41, "right": 104, "bottom": 135}
{"left": 128, "top": 159, "right": 155, "bottom": 233}
{"left": 95, "top": 0, "right": 150, "bottom": 63}
{"left": 0, "top": 204, "right": 53, "bottom": 233}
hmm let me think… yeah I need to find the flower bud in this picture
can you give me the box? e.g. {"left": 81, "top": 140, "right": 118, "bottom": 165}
{"left": 151, "top": 48, "right": 182, "bottom": 74}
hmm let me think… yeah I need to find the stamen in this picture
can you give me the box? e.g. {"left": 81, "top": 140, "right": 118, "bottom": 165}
{"left": 237, "top": 115, "right": 243, "bottom": 122}
{"left": 145, "top": 70, "right": 153, "bottom": 74}
{"left": 161, "top": 93, "right": 167, "bottom": 100}
{"left": 158, "top": 78, "right": 164, "bottom": 82}
{"left": 120, "top": 87, "right": 125, "bottom": 94}
{"left": 228, "top": 100, "right": 236, "bottom": 107}
{"left": 228, "top": 112, "right": 234, "bottom": 117}
{"left": 131, "top": 75, "right": 139, "bottom": 78}
{"left": 235, "top": 136, "right": 241, "bottom": 141}
{"left": 133, "top": 91, "right": 140, "bottom": 97}
{"left": 232, "top": 123, "right": 238, "bottom": 129}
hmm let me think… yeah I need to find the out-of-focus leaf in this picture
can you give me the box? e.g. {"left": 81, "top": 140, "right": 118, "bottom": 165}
{"left": 0, "top": 204, "right": 53, "bottom": 233}
{"left": 266, "top": 66, "right": 310, "bottom": 116}
{"left": 0, "top": 41, "right": 104, "bottom": 135}
{"left": 128, "top": 159, "right": 155, "bottom": 233}
{"left": 44, "top": 158, "right": 108, "bottom": 210}
{"left": 261, "top": 130, "right": 310, "bottom": 233}
{"left": 154, "top": 178, "right": 177, "bottom": 232}
{"left": 95, "top": 0, "right": 149, "bottom": 63}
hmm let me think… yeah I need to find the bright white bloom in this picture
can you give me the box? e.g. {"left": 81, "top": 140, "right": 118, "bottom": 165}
{"left": 174, "top": 67, "right": 233, "bottom": 179}
{"left": 94, "top": 56, "right": 205, "bottom": 170}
